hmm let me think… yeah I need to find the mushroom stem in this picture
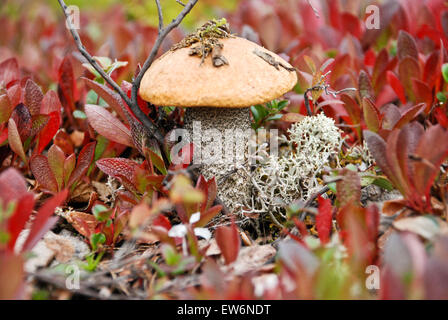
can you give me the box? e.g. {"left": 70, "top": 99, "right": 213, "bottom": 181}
{"left": 184, "top": 107, "right": 252, "bottom": 213}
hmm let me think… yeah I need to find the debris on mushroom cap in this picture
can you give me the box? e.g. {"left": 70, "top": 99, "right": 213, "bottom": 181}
{"left": 139, "top": 37, "right": 298, "bottom": 108}
{"left": 171, "top": 18, "right": 232, "bottom": 67}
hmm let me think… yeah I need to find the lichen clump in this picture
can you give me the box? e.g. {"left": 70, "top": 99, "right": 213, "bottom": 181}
{"left": 252, "top": 113, "right": 342, "bottom": 213}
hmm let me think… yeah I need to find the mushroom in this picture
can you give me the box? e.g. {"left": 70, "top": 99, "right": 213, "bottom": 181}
{"left": 139, "top": 34, "right": 297, "bottom": 213}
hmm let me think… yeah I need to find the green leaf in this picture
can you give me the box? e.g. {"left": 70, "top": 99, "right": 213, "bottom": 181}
{"left": 92, "top": 204, "right": 111, "bottom": 222}
{"left": 162, "top": 245, "right": 181, "bottom": 266}
{"left": 437, "top": 92, "right": 447, "bottom": 103}
{"left": 266, "top": 114, "right": 283, "bottom": 122}
{"left": 373, "top": 177, "right": 394, "bottom": 191}
{"left": 90, "top": 233, "right": 106, "bottom": 251}
{"left": 73, "top": 110, "right": 87, "bottom": 119}
{"left": 442, "top": 63, "right": 448, "bottom": 83}
{"left": 277, "top": 100, "right": 289, "bottom": 111}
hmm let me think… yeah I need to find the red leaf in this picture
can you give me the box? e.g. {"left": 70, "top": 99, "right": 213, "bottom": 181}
{"left": 7, "top": 84, "right": 21, "bottom": 108}
{"left": 85, "top": 104, "right": 133, "bottom": 147}
{"left": 196, "top": 176, "right": 217, "bottom": 212}
{"left": 412, "top": 79, "right": 433, "bottom": 110}
{"left": 386, "top": 71, "right": 406, "bottom": 104}
{"left": 0, "top": 58, "right": 19, "bottom": 88}
{"left": 398, "top": 57, "right": 421, "bottom": 101}
{"left": 40, "top": 90, "right": 61, "bottom": 115}
{"left": 397, "top": 30, "right": 419, "bottom": 61}
{"left": 316, "top": 196, "right": 333, "bottom": 244}
{"left": 83, "top": 78, "right": 129, "bottom": 123}
{"left": 363, "top": 97, "right": 381, "bottom": 133}
{"left": 423, "top": 51, "right": 442, "bottom": 89}
{"left": 67, "top": 142, "right": 96, "bottom": 188}
{"left": 341, "top": 12, "right": 362, "bottom": 38}
{"left": 47, "top": 144, "right": 66, "bottom": 190}
{"left": 0, "top": 94, "right": 13, "bottom": 124}
{"left": 215, "top": 219, "right": 241, "bottom": 265}
{"left": 122, "top": 80, "right": 152, "bottom": 116}
{"left": 30, "top": 155, "right": 59, "bottom": 193}
{"left": 434, "top": 108, "right": 448, "bottom": 129}
{"left": 96, "top": 158, "right": 140, "bottom": 180}
{"left": 336, "top": 169, "right": 361, "bottom": 208}
{"left": 11, "top": 104, "right": 31, "bottom": 141}
{"left": 7, "top": 193, "right": 35, "bottom": 251}
{"left": 7, "top": 118, "right": 26, "bottom": 163}
{"left": 359, "top": 70, "right": 374, "bottom": 100}
{"left": 412, "top": 125, "right": 448, "bottom": 199}
{"left": 30, "top": 114, "right": 50, "bottom": 137}
{"left": 0, "top": 252, "right": 24, "bottom": 299}
{"left": 0, "top": 168, "right": 29, "bottom": 203}
{"left": 54, "top": 130, "right": 74, "bottom": 155}
{"left": 195, "top": 205, "right": 222, "bottom": 228}
{"left": 58, "top": 57, "right": 77, "bottom": 112}
{"left": 393, "top": 103, "right": 425, "bottom": 129}
{"left": 24, "top": 79, "right": 43, "bottom": 116}
{"left": 37, "top": 111, "right": 61, "bottom": 154}
{"left": 22, "top": 190, "right": 68, "bottom": 252}
{"left": 153, "top": 214, "right": 172, "bottom": 231}
{"left": 365, "top": 204, "right": 379, "bottom": 245}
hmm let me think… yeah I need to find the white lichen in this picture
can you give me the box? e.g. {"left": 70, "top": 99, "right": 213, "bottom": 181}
{"left": 249, "top": 113, "right": 342, "bottom": 215}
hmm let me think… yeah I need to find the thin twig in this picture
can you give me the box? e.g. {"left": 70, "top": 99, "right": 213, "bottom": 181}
{"left": 155, "top": 0, "right": 164, "bottom": 33}
{"left": 57, "top": 0, "right": 132, "bottom": 108}
{"left": 58, "top": 0, "right": 199, "bottom": 145}
{"left": 130, "top": 0, "right": 199, "bottom": 126}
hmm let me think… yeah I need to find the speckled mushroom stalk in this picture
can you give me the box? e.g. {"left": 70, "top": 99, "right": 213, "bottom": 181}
{"left": 139, "top": 36, "right": 297, "bottom": 213}
{"left": 184, "top": 107, "right": 252, "bottom": 212}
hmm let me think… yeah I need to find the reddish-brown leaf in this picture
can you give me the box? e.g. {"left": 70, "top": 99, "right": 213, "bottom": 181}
{"left": 85, "top": 104, "right": 133, "bottom": 147}
{"left": 363, "top": 97, "right": 381, "bottom": 133}
{"left": 58, "top": 57, "right": 77, "bottom": 112}
{"left": 215, "top": 219, "right": 241, "bottom": 265}
{"left": 336, "top": 169, "right": 361, "bottom": 208}
{"left": 6, "top": 193, "right": 35, "bottom": 251}
{"left": 37, "top": 111, "right": 61, "bottom": 154}
{"left": 412, "top": 125, "right": 448, "bottom": 198}
{"left": 82, "top": 78, "right": 128, "bottom": 123}
{"left": 24, "top": 79, "right": 43, "bottom": 116}
{"left": 386, "top": 71, "right": 406, "bottom": 105}
{"left": 195, "top": 205, "right": 222, "bottom": 228}
{"left": 11, "top": 104, "right": 31, "bottom": 141}
{"left": 397, "top": 30, "right": 419, "bottom": 61}
{"left": 40, "top": 90, "right": 61, "bottom": 115}
{"left": 96, "top": 158, "right": 140, "bottom": 180}
{"left": 0, "top": 58, "right": 19, "bottom": 88}
{"left": 67, "top": 142, "right": 96, "bottom": 188}
{"left": 30, "top": 114, "right": 50, "bottom": 137}
{"left": 412, "top": 79, "right": 433, "bottom": 110}
{"left": 47, "top": 144, "right": 66, "bottom": 190}
{"left": 30, "top": 155, "right": 58, "bottom": 193}
{"left": 0, "top": 252, "right": 24, "bottom": 299}
{"left": 398, "top": 57, "right": 421, "bottom": 101}
{"left": 393, "top": 103, "right": 425, "bottom": 129}
{"left": 0, "top": 94, "right": 13, "bottom": 124}
{"left": 0, "top": 168, "right": 28, "bottom": 203}
{"left": 316, "top": 196, "right": 333, "bottom": 244}
{"left": 7, "top": 118, "right": 26, "bottom": 164}
{"left": 22, "top": 190, "right": 68, "bottom": 252}
{"left": 54, "top": 130, "right": 74, "bottom": 155}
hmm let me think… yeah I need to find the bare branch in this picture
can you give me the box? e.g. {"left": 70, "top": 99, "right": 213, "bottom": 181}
{"left": 58, "top": 0, "right": 199, "bottom": 145}
{"left": 131, "top": 0, "right": 199, "bottom": 114}
{"left": 155, "top": 0, "right": 164, "bottom": 32}
{"left": 176, "top": 0, "right": 186, "bottom": 6}
{"left": 57, "top": 0, "right": 132, "bottom": 108}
